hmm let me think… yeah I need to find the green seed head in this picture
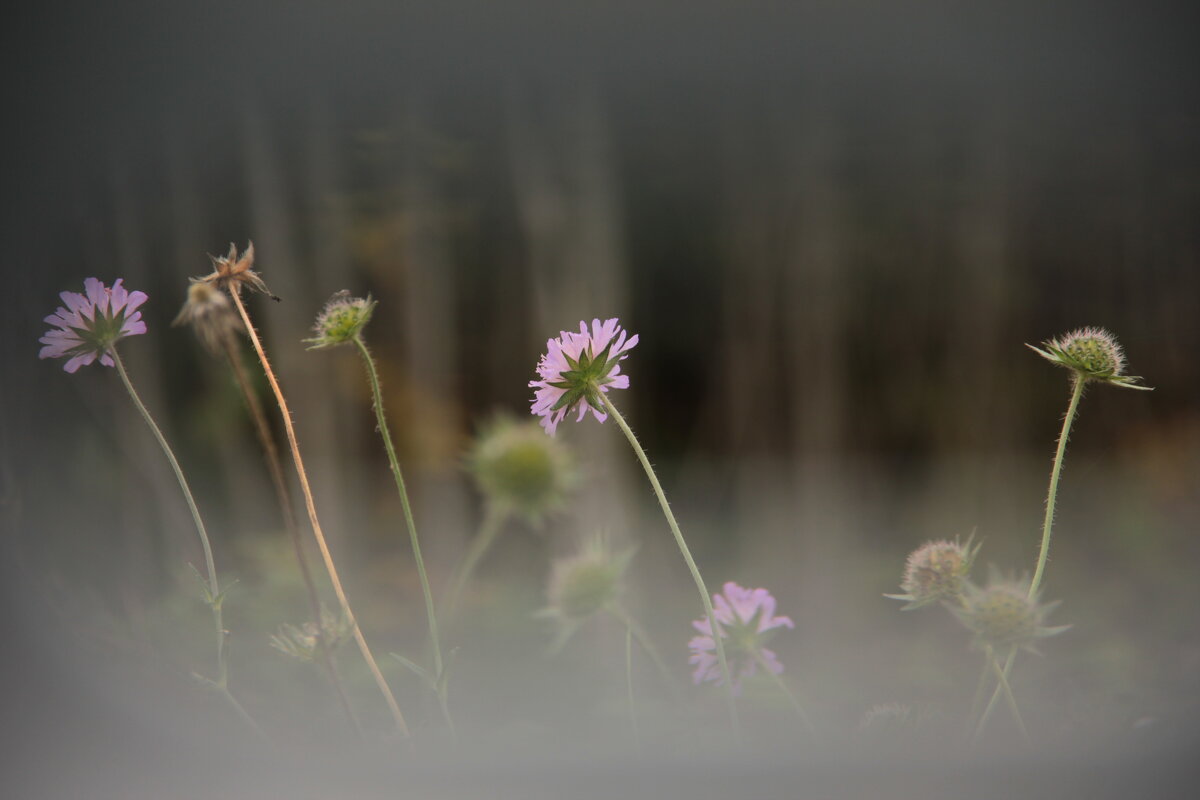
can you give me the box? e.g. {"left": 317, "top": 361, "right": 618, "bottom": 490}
{"left": 955, "top": 576, "right": 1070, "bottom": 651}
{"left": 545, "top": 536, "right": 634, "bottom": 623}
{"left": 306, "top": 291, "right": 376, "bottom": 349}
{"left": 468, "top": 416, "right": 575, "bottom": 521}
{"left": 1027, "top": 327, "right": 1151, "bottom": 390}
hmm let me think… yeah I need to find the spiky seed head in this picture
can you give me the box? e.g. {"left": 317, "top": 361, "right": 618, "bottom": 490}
{"left": 886, "top": 537, "right": 980, "bottom": 610}
{"left": 1027, "top": 327, "right": 1151, "bottom": 390}
{"left": 468, "top": 415, "right": 575, "bottom": 522}
{"left": 954, "top": 577, "right": 1070, "bottom": 651}
{"left": 545, "top": 537, "right": 633, "bottom": 622}
{"left": 305, "top": 291, "right": 377, "bottom": 349}
{"left": 195, "top": 242, "right": 274, "bottom": 298}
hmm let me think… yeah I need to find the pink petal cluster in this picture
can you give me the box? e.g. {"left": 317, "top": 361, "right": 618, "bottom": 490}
{"left": 688, "top": 581, "right": 794, "bottom": 692}
{"left": 39, "top": 278, "right": 148, "bottom": 372}
{"left": 529, "top": 318, "right": 638, "bottom": 435}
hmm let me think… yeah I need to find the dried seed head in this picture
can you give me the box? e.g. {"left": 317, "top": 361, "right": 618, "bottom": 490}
{"left": 195, "top": 242, "right": 275, "bottom": 298}
{"left": 173, "top": 280, "right": 243, "bottom": 352}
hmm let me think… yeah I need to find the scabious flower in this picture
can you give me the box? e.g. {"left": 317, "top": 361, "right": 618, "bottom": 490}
{"left": 305, "top": 291, "right": 376, "bottom": 349}
{"left": 952, "top": 575, "right": 1070, "bottom": 652}
{"left": 885, "top": 537, "right": 980, "bottom": 610}
{"left": 173, "top": 279, "right": 243, "bottom": 353}
{"left": 467, "top": 415, "right": 576, "bottom": 522}
{"left": 689, "top": 582, "right": 794, "bottom": 693}
{"left": 529, "top": 318, "right": 639, "bottom": 435}
{"left": 1027, "top": 327, "right": 1151, "bottom": 390}
{"left": 39, "top": 278, "right": 148, "bottom": 372}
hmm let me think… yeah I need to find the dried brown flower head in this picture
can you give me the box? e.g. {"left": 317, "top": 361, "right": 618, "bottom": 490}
{"left": 196, "top": 242, "right": 276, "bottom": 299}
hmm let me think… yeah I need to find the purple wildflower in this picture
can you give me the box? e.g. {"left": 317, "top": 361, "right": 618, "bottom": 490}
{"left": 529, "top": 318, "right": 638, "bottom": 435}
{"left": 39, "top": 278, "right": 148, "bottom": 373}
{"left": 688, "top": 581, "right": 794, "bottom": 693}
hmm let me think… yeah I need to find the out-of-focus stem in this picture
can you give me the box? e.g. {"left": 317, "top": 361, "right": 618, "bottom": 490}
{"left": 444, "top": 503, "right": 507, "bottom": 624}
{"left": 601, "top": 393, "right": 742, "bottom": 743}
{"left": 219, "top": 333, "right": 362, "bottom": 739}
{"left": 111, "top": 350, "right": 265, "bottom": 742}
{"left": 750, "top": 648, "right": 815, "bottom": 733}
{"left": 228, "top": 290, "right": 409, "bottom": 738}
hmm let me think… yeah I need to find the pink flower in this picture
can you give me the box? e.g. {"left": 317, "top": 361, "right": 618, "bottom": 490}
{"left": 529, "top": 318, "right": 638, "bottom": 435}
{"left": 688, "top": 582, "right": 794, "bottom": 693}
{"left": 39, "top": 278, "right": 148, "bottom": 372}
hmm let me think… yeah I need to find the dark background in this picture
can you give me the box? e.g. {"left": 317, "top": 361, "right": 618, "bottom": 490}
{"left": 2, "top": 2, "right": 1199, "bottom": 796}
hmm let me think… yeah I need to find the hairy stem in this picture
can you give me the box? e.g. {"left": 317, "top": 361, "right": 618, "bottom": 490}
{"left": 229, "top": 290, "right": 409, "bottom": 738}
{"left": 220, "top": 334, "right": 362, "bottom": 739}
{"left": 600, "top": 393, "right": 741, "bottom": 741}
{"left": 977, "top": 376, "right": 1085, "bottom": 741}
{"left": 112, "top": 350, "right": 265, "bottom": 741}
{"left": 352, "top": 334, "right": 453, "bottom": 736}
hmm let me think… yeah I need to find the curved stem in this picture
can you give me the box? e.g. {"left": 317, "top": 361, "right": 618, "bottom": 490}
{"left": 352, "top": 334, "right": 453, "bottom": 736}
{"left": 600, "top": 393, "right": 741, "bottom": 742}
{"left": 750, "top": 648, "right": 815, "bottom": 733}
{"left": 444, "top": 503, "right": 507, "bottom": 624}
{"left": 977, "top": 376, "right": 1085, "bottom": 742}
{"left": 221, "top": 334, "right": 362, "bottom": 739}
{"left": 112, "top": 351, "right": 265, "bottom": 741}
{"left": 228, "top": 290, "right": 409, "bottom": 738}
{"left": 1028, "top": 376, "right": 1085, "bottom": 599}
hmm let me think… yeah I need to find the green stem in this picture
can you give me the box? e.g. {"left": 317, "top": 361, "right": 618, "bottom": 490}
{"left": 444, "top": 503, "right": 507, "bottom": 623}
{"left": 750, "top": 648, "right": 815, "bottom": 733}
{"left": 975, "top": 647, "right": 1030, "bottom": 745}
{"left": 600, "top": 393, "right": 741, "bottom": 741}
{"left": 1028, "top": 376, "right": 1086, "bottom": 599}
{"left": 977, "top": 376, "right": 1085, "bottom": 742}
{"left": 625, "top": 623, "right": 640, "bottom": 748}
{"left": 353, "top": 335, "right": 453, "bottom": 736}
{"left": 112, "top": 351, "right": 265, "bottom": 741}
{"left": 609, "top": 606, "right": 681, "bottom": 704}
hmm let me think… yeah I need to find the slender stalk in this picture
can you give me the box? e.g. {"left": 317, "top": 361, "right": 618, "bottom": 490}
{"left": 352, "top": 334, "right": 454, "bottom": 736}
{"left": 111, "top": 350, "right": 265, "bottom": 741}
{"left": 219, "top": 334, "right": 362, "bottom": 739}
{"left": 975, "top": 647, "right": 1030, "bottom": 745}
{"left": 1028, "top": 376, "right": 1086, "bottom": 599}
{"left": 609, "top": 605, "right": 681, "bottom": 703}
{"left": 443, "top": 503, "right": 507, "bottom": 623}
{"left": 228, "top": 290, "right": 409, "bottom": 737}
{"left": 976, "top": 376, "right": 1086, "bottom": 741}
{"left": 750, "top": 648, "right": 815, "bottom": 733}
{"left": 600, "top": 393, "right": 741, "bottom": 741}
{"left": 625, "top": 623, "right": 640, "bottom": 748}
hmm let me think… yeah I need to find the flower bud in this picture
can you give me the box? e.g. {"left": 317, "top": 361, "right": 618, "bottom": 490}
{"left": 468, "top": 416, "right": 575, "bottom": 522}
{"left": 886, "top": 537, "right": 979, "bottom": 610}
{"left": 305, "top": 291, "right": 376, "bottom": 349}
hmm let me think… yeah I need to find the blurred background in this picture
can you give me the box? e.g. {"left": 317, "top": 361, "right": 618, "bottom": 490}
{"left": 2, "top": 1, "right": 1198, "bottom": 796}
